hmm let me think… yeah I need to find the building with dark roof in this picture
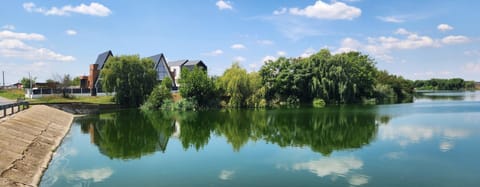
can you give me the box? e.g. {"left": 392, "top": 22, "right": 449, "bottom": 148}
{"left": 87, "top": 50, "right": 207, "bottom": 95}
{"left": 148, "top": 53, "right": 176, "bottom": 88}
{"left": 168, "top": 59, "right": 207, "bottom": 87}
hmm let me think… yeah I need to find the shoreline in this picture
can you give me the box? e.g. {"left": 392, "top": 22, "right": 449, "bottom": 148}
{"left": 0, "top": 105, "right": 73, "bottom": 187}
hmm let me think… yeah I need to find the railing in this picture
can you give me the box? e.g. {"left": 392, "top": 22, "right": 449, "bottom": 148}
{"left": 0, "top": 101, "right": 29, "bottom": 118}
{"left": 25, "top": 88, "right": 108, "bottom": 98}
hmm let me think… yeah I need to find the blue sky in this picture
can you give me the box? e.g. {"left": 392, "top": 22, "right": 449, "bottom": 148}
{"left": 1, "top": 0, "right": 479, "bottom": 84}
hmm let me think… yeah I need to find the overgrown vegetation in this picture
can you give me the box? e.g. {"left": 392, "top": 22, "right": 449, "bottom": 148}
{"left": 101, "top": 55, "right": 157, "bottom": 107}
{"left": 414, "top": 78, "right": 475, "bottom": 90}
{"left": 0, "top": 89, "right": 24, "bottom": 100}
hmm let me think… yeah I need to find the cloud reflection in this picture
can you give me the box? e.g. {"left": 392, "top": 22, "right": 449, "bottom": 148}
{"left": 292, "top": 157, "right": 369, "bottom": 186}
{"left": 219, "top": 170, "right": 235, "bottom": 180}
{"left": 66, "top": 167, "right": 114, "bottom": 182}
{"left": 349, "top": 174, "right": 369, "bottom": 186}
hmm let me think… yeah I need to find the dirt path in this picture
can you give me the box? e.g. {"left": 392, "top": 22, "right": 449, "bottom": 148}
{"left": 0, "top": 105, "right": 73, "bottom": 187}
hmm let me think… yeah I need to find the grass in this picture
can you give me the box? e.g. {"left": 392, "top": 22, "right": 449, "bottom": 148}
{"left": 0, "top": 89, "right": 25, "bottom": 100}
{"left": 28, "top": 95, "right": 115, "bottom": 104}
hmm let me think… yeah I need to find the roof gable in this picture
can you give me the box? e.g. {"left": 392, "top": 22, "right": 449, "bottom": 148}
{"left": 95, "top": 50, "right": 113, "bottom": 70}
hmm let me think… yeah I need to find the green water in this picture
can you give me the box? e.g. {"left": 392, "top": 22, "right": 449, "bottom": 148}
{"left": 41, "top": 91, "right": 480, "bottom": 187}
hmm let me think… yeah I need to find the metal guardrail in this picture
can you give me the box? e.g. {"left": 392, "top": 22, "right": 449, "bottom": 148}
{"left": 0, "top": 101, "right": 29, "bottom": 118}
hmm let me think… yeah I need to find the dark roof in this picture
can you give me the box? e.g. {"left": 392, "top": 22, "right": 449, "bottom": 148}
{"left": 149, "top": 53, "right": 164, "bottom": 67}
{"left": 184, "top": 60, "right": 203, "bottom": 66}
{"left": 168, "top": 59, "right": 188, "bottom": 67}
{"left": 94, "top": 50, "right": 113, "bottom": 70}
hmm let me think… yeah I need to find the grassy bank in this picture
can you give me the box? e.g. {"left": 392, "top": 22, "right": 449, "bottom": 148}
{"left": 0, "top": 89, "right": 25, "bottom": 100}
{"left": 28, "top": 95, "right": 115, "bottom": 104}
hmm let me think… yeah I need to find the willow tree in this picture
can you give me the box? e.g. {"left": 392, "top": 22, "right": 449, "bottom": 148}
{"left": 101, "top": 55, "right": 157, "bottom": 107}
{"left": 217, "top": 63, "right": 251, "bottom": 107}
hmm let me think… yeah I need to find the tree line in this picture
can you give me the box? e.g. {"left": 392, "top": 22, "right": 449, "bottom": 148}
{"left": 414, "top": 78, "right": 476, "bottom": 90}
{"left": 98, "top": 49, "right": 476, "bottom": 109}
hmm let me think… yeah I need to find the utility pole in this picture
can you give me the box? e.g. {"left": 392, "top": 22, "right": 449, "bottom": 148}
{"left": 2, "top": 71, "right": 4, "bottom": 89}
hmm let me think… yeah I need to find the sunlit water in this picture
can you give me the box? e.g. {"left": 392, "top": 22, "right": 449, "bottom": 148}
{"left": 41, "top": 91, "right": 480, "bottom": 187}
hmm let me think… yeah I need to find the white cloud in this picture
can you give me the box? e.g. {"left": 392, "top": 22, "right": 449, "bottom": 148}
{"left": 273, "top": 8, "right": 287, "bottom": 15}
{"left": 257, "top": 40, "right": 274, "bottom": 45}
{"left": 437, "top": 24, "right": 453, "bottom": 32}
{"left": 233, "top": 56, "right": 246, "bottom": 62}
{"left": 462, "top": 62, "right": 480, "bottom": 73}
{"left": 2, "top": 25, "right": 15, "bottom": 30}
{"left": 335, "top": 37, "right": 361, "bottom": 53}
{"left": 293, "top": 157, "right": 363, "bottom": 177}
{"left": 0, "top": 39, "right": 75, "bottom": 62}
{"left": 216, "top": 0, "right": 233, "bottom": 10}
{"left": 300, "top": 47, "right": 316, "bottom": 58}
{"left": 394, "top": 28, "right": 413, "bottom": 35}
{"left": 65, "top": 29, "right": 77, "bottom": 36}
{"left": 287, "top": 0, "right": 361, "bottom": 20}
{"left": 66, "top": 167, "right": 113, "bottom": 182}
{"left": 441, "top": 35, "right": 470, "bottom": 44}
{"left": 277, "top": 51, "right": 286, "bottom": 56}
{"left": 0, "top": 30, "right": 45, "bottom": 40}
{"left": 202, "top": 49, "right": 223, "bottom": 56}
{"left": 23, "top": 2, "right": 112, "bottom": 17}
{"left": 218, "top": 170, "right": 235, "bottom": 180}
{"left": 349, "top": 175, "right": 369, "bottom": 186}
{"left": 262, "top": 55, "right": 277, "bottom": 63}
{"left": 377, "top": 16, "right": 405, "bottom": 23}
{"left": 231, "top": 44, "right": 246, "bottom": 49}
{"left": 464, "top": 50, "right": 480, "bottom": 56}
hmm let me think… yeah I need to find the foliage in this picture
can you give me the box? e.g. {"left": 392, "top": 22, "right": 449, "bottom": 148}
{"left": 216, "top": 63, "right": 266, "bottom": 108}
{"left": 312, "top": 98, "right": 326, "bottom": 108}
{"left": 100, "top": 55, "right": 157, "bottom": 107}
{"left": 260, "top": 49, "right": 378, "bottom": 104}
{"left": 414, "top": 78, "right": 475, "bottom": 90}
{"left": 179, "top": 66, "right": 217, "bottom": 108}
{"left": 161, "top": 98, "right": 198, "bottom": 111}
{"left": 20, "top": 77, "right": 36, "bottom": 89}
{"left": 0, "top": 89, "right": 24, "bottom": 100}
{"left": 72, "top": 76, "right": 81, "bottom": 86}
{"left": 375, "top": 70, "right": 414, "bottom": 102}
{"left": 52, "top": 73, "right": 74, "bottom": 98}
{"left": 141, "top": 77, "right": 173, "bottom": 110}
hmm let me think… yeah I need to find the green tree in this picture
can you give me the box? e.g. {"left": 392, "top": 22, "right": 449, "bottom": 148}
{"left": 101, "top": 55, "right": 157, "bottom": 107}
{"left": 142, "top": 77, "right": 173, "bottom": 110}
{"left": 20, "top": 77, "right": 36, "bottom": 89}
{"left": 179, "top": 66, "right": 216, "bottom": 108}
{"left": 217, "top": 63, "right": 251, "bottom": 107}
{"left": 72, "top": 76, "right": 81, "bottom": 86}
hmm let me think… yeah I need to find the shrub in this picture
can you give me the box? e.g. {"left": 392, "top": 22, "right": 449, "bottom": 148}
{"left": 312, "top": 98, "right": 326, "bottom": 108}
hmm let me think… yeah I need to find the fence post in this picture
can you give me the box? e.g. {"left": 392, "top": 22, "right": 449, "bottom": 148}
{"left": 11, "top": 105, "right": 14, "bottom": 115}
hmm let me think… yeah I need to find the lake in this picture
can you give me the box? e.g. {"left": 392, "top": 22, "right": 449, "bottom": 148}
{"left": 41, "top": 91, "right": 480, "bottom": 187}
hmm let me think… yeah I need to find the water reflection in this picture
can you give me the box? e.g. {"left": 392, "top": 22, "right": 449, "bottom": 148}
{"left": 76, "top": 106, "right": 381, "bottom": 159}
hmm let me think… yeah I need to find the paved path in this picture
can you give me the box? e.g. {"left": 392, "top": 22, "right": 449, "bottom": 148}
{"left": 0, "top": 96, "right": 14, "bottom": 105}
{"left": 0, "top": 105, "right": 73, "bottom": 187}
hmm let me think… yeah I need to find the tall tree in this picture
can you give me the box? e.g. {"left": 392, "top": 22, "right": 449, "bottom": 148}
{"left": 101, "top": 55, "right": 157, "bottom": 107}
{"left": 179, "top": 66, "right": 216, "bottom": 108}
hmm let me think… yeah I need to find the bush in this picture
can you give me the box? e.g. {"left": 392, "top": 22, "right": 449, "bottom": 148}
{"left": 141, "top": 83, "right": 172, "bottom": 110}
{"left": 312, "top": 98, "right": 326, "bottom": 108}
{"left": 161, "top": 98, "right": 198, "bottom": 111}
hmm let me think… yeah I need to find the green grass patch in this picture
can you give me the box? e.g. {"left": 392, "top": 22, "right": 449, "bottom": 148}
{"left": 0, "top": 89, "right": 25, "bottom": 100}
{"left": 28, "top": 95, "right": 115, "bottom": 104}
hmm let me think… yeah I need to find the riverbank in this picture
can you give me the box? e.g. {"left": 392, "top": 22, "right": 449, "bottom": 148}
{"left": 0, "top": 105, "right": 73, "bottom": 187}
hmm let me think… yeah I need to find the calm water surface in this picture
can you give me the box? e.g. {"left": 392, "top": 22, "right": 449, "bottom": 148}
{"left": 41, "top": 91, "right": 480, "bottom": 187}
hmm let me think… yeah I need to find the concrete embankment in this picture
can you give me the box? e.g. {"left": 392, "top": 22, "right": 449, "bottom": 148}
{"left": 0, "top": 105, "right": 73, "bottom": 187}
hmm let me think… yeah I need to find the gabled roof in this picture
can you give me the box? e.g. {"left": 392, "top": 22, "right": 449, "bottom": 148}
{"left": 184, "top": 60, "right": 203, "bottom": 66}
{"left": 149, "top": 53, "right": 166, "bottom": 69}
{"left": 168, "top": 59, "right": 188, "bottom": 67}
{"left": 95, "top": 50, "right": 113, "bottom": 70}
{"left": 149, "top": 53, "right": 176, "bottom": 87}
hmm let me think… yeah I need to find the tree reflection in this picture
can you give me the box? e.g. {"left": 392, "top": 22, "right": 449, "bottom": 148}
{"left": 77, "top": 106, "right": 382, "bottom": 159}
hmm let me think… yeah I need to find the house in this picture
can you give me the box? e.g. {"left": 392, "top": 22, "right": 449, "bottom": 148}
{"left": 89, "top": 50, "right": 113, "bottom": 92}
{"left": 168, "top": 60, "right": 207, "bottom": 87}
{"left": 87, "top": 50, "right": 207, "bottom": 94}
{"left": 148, "top": 53, "right": 176, "bottom": 88}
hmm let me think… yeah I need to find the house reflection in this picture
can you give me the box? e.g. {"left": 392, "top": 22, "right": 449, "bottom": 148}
{"left": 76, "top": 106, "right": 382, "bottom": 159}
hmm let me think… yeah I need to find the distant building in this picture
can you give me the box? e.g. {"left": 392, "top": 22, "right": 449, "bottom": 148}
{"left": 87, "top": 50, "right": 207, "bottom": 95}
{"left": 168, "top": 60, "right": 207, "bottom": 87}
{"left": 148, "top": 53, "right": 176, "bottom": 88}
